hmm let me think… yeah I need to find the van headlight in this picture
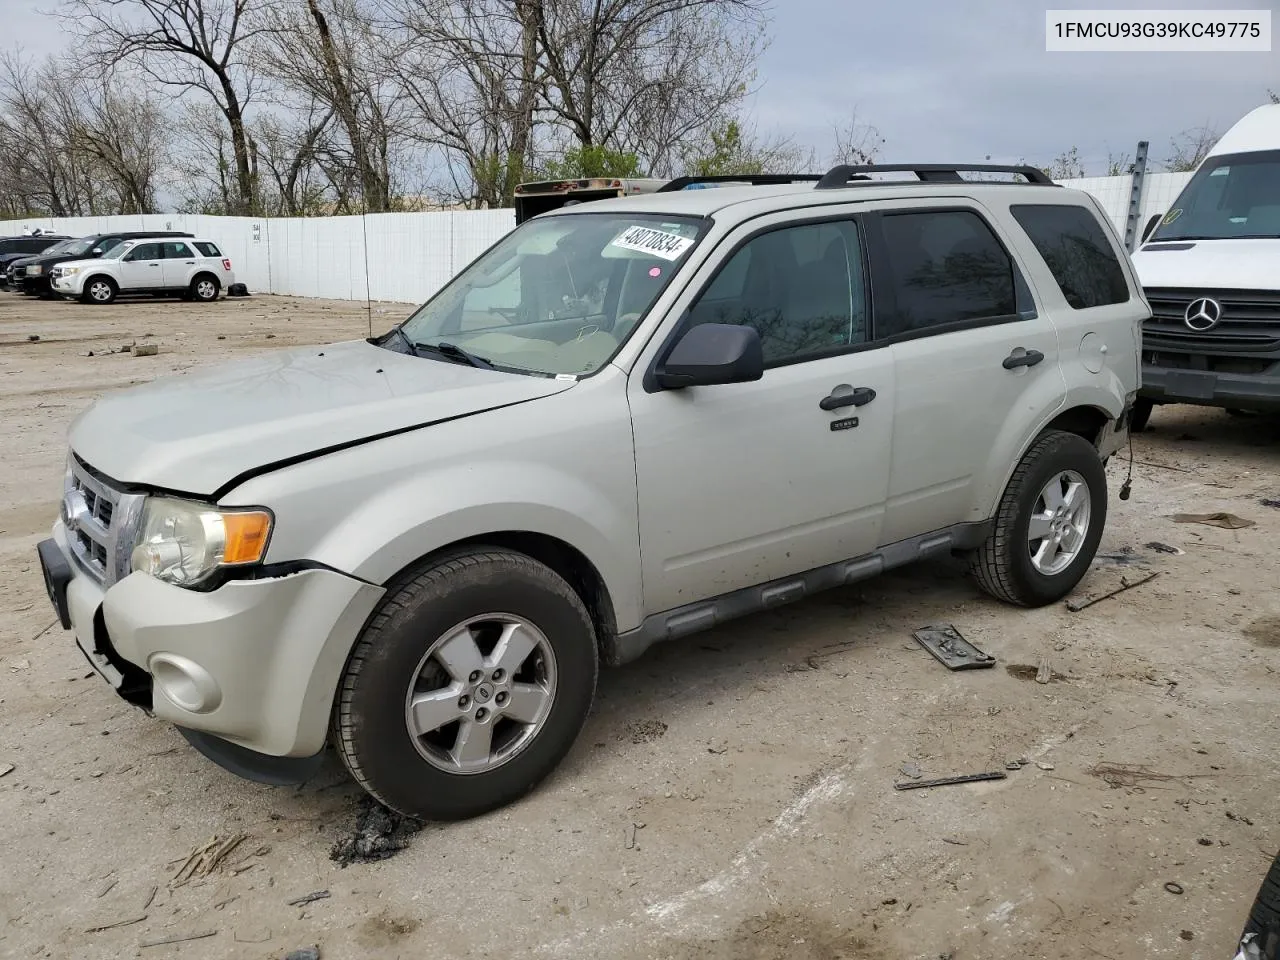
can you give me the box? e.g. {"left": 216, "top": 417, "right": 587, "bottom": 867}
{"left": 130, "top": 498, "right": 273, "bottom": 586}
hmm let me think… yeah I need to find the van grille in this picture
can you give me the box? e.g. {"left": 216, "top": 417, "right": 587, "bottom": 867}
{"left": 1143, "top": 287, "right": 1280, "bottom": 353}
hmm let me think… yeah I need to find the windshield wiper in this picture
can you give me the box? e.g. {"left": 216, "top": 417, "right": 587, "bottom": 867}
{"left": 416, "top": 341, "right": 495, "bottom": 370}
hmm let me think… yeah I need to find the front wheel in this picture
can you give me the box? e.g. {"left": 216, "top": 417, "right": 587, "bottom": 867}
{"left": 970, "top": 430, "right": 1107, "bottom": 607}
{"left": 333, "top": 548, "right": 598, "bottom": 821}
{"left": 81, "top": 277, "right": 117, "bottom": 305}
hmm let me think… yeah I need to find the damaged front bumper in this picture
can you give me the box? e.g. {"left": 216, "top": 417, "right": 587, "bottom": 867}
{"left": 38, "top": 519, "right": 383, "bottom": 777}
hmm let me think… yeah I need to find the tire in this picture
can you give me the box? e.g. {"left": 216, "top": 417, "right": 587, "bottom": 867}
{"left": 333, "top": 548, "right": 598, "bottom": 821}
{"left": 970, "top": 430, "right": 1108, "bottom": 607}
{"left": 1130, "top": 397, "right": 1154, "bottom": 433}
{"left": 81, "top": 277, "right": 117, "bottom": 305}
{"left": 190, "top": 274, "right": 220, "bottom": 302}
{"left": 1241, "top": 849, "right": 1280, "bottom": 959}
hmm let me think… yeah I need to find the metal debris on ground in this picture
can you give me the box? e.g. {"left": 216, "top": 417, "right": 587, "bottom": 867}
{"left": 912, "top": 624, "right": 996, "bottom": 670}
{"left": 85, "top": 915, "right": 147, "bottom": 934}
{"left": 286, "top": 890, "right": 330, "bottom": 908}
{"left": 138, "top": 930, "right": 217, "bottom": 948}
{"left": 1065, "top": 571, "right": 1160, "bottom": 612}
{"left": 894, "top": 771, "right": 1007, "bottom": 791}
{"left": 329, "top": 796, "right": 423, "bottom": 867}
{"left": 1144, "top": 541, "right": 1183, "bottom": 555}
{"left": 1164, "top": 881, "right": 1184, "bottom": 895}
{"left": 170, "top": 834, "right": 248, "bottom": 887}
{"left": 1170, "top": 512, "right": 1255, "bottom": 530}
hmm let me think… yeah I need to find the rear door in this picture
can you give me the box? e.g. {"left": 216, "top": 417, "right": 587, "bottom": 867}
{"left": 866, "top": 201, "right": 1066, "bottom": 544}
{"left": 160, "top": 240, "right": 197, "bottom": 289}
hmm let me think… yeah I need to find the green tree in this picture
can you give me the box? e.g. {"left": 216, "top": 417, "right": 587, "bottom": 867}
{"left": 541, "top": 144, "right": 644, "bottom": 179}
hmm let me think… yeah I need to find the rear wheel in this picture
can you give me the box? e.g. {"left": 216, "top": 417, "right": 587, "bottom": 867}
{"left": 333, "top": 548, "right": 598, "bottom": 821}
{"left": 190, "top": 275, "right": 219, "bottom": 302}
{"left": 81, "top": 277, "right": 117, "bottom": 305}
{"left": 971, "top": 430, "right": 1107, "bottom": 606}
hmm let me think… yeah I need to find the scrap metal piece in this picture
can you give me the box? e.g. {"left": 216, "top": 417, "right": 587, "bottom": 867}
{"left": 912, "top": 624, "right": 996, "bottom": 671}
{"left": 895, "top": 771, "right": 1007, "bottom": 791}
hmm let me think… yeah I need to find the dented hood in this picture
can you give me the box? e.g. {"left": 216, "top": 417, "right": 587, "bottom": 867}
{"left": 68, "top": 339, "right": 575, "bottom": 497}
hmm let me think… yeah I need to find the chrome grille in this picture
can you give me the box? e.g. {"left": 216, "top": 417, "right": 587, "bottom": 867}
{"left": 61, "top": 455, "right": 145, "bottom": 586}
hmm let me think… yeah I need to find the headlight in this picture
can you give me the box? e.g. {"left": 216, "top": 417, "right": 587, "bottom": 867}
{"left": 60, "top": 266, "right": 77, "bottom": 276}
{"left": 28, "top": 265, "right": 42, "bottom": 275}
{"left": 130, "top": 498, "right": 273, "bottom": 586}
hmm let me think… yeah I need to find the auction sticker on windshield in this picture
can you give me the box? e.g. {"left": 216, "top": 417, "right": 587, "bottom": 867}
{"left": 611, "top": 225, "right": 695, "bottom": 261}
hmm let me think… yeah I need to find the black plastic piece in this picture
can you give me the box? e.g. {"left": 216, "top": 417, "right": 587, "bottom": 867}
{"left": 913, "top": 623, "right": 996, "bottom": 670}
{"left": 227, "top": 282, "right": 249, "bottom": 297}
{"left": 37, "top": 538, "right": 72, "bottom": 629}
{"left": 654, "top": 323, "right": 764, "bottom": 389}
{"left": 815, "top": 163, "right": 1056, "bottom": 190}
{"left": 1002, "top": 349, "right": 1045, "bottom": 369}
{"left": 819, "top": 385, "right": 876, "bottom": 410}
{"left": 176, "top": 726, "right": 327, "bottom": 786}
{"left": 657, "top": 174, "right": 824, "bottom": 193}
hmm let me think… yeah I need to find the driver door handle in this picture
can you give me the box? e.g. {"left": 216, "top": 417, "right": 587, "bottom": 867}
{"left": 820, "top": 385, "right": 876, "bottom": 411}
{"left": 1003, "top": 348, "right": 1044, "bottom": 369}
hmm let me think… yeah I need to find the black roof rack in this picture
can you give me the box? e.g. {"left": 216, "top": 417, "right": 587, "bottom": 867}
{"left": 814, "top": 164, "right": 1057, "bottom": 190}
{"left": 657, "top": 174, "right": 824, "bottom": 193}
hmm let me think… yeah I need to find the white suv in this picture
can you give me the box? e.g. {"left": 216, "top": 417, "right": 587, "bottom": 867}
{"left": 50, "top": 236, "right": 235, "bottom": 304}
{"left": 36, "top": 165, "right": 1145, "bottom": 820}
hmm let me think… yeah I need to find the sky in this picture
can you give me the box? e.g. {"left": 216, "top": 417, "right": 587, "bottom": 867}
{"left": 1, "top": 0, "right": 1276, "bottom": 177}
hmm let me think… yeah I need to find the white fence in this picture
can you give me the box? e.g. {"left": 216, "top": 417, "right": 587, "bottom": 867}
{"left": 0, "top": 170, "right": 1196, "bottom": 305}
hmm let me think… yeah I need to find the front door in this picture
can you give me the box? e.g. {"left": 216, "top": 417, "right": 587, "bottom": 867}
{"left": 627, "top": 215, "right": 895, "bottom": 614}
{"left": 867, "top": 203, "right": 1066, "bottom": 544}
{"left": 117, "top": 242, "right": 164, "bottom": 291}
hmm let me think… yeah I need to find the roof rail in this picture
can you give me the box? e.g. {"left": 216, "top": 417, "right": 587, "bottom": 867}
{"left": 657, "top": 174, "right": 824, "bottom": 192}
{"left": 814, "top": 164, "right": 1057, "bottom": 190}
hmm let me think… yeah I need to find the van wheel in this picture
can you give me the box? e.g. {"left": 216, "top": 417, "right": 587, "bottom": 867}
{"left": 333, "top": 548, "right": 598, "bottom": 821}
{"left": 970, "top": 430, "right": 1107, "bottom": 607}
{"left": 81, "top": 277, "right": 117, "bottom": 305}
{"left": 191, "top": 275, "right": 220, "bottom": 302}
{"left": 1130, "top": 398, "right": 1153, "bottom": 433}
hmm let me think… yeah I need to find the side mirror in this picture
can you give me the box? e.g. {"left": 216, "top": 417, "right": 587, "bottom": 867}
{"left": 655, "top": 322, "right": 763, "bottom": 389}
{"left": 91, "top": 247, "right": 103, "bottom": 256}
{"left": 1141, "top": 214, "right": 1161, "bottom": 243}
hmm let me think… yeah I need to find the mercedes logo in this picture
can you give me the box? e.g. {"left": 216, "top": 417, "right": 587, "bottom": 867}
{"left": 1184, "top": 297, "right": 1222, "bottom": 331}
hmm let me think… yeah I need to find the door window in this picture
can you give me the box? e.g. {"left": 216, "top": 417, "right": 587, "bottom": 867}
{"left": 877, "top": 210, "right": 1018, "bottom": 338}
{"left": 124, "top": 243, "right": 163, "bottom": 261}
{"left": 162, "top": 241, "right": 193, "bottom": 259}
{"left": 686, "top": 220, "right": 867, "bottom": 366}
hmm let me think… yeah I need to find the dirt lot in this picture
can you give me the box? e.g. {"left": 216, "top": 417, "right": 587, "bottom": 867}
{"left": 1, "top": 291, "right": 1278, "bottom": 960}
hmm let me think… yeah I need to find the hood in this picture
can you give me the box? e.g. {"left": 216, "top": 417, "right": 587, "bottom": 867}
{"left": 54, "top": 257, "right": 107, "bottom": 271}
{"left": 1132, "top": 239, "right": 1280, "bottom": 290}
{"left": 69, "top": 339, "right": 576, "bottom": 498}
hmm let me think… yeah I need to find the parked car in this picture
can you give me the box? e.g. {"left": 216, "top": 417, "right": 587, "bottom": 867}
{"left": 1129, "top": 102, "right": 1280, "bottom": 430}
{"left": 50, "top": 237, "right": 234, "bottom": 304}
{"left": 0, "top": 233, "right": 71, "bottom": 286}
{"left": 18, "top": 230, "right": 194, "bottom": 296}
{"left": 36, "top": 163, "right": 1144, "bottom": 820}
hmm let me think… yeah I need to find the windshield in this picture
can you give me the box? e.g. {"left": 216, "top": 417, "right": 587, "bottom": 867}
{"left": 1151, "top": 150, "right": 1280, "bottom": 241}
{"left": 61, "top": 238, "right": 97, "bottom": 257}
{"left": 398, "top": 213, "right": 704, "bottom": 376}
{"left": 37, "top": 239, "right": 71, "bottom": 255}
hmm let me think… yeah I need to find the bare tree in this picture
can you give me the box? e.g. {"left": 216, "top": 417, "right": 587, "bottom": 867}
{"left": 69, "top": 0, "right": 266, "bottom": 214}
{"left": 1163, "top": 124, "right": 1218, "bottom": 173}
{"left": 249, "top": 106, "right": 336, "bottom": 215}
{"left": 829, "top": 110, "right": 884, "bottom": 166}
{"left": 63, "top": 81, "right": 169, "bottom": 213}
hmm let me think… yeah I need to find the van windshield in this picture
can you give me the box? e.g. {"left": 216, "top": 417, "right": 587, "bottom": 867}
{"left": 397, "top": 212, "right": 704, "bottom": 377}
{"left": 1151, "top": 150, "right": 1280, "bottom": 241}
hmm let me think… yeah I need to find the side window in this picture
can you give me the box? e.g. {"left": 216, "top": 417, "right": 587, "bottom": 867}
{"left": 21, "top": 238, "right": 49, "bottom": 253}
{"left": 163, "top": 242, "right": 193, "bottom": 258}
{"left": 1010, "top": 204, "right": 1130, "bottom": 309}
{"left": 194, "top": 241, "right": 222, "bottom": 257}
{"left": 123, "top": 243, "right": 152, "bottom": 261}
{"left": 686, "top": 220, "right": 866, "bottom": 366}
{"left": 877, "top": 210, "right": 1017, "bottom": 338}
{"left": 0, "top": 240, "right": 15, "bottom": 254}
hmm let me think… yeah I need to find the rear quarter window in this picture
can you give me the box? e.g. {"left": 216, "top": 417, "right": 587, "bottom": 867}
{"left": 194, "top": 242, "right": 222, "bottom": 257}
{"left": 1009, "top": 204, "right": 1129, "bottom": 309}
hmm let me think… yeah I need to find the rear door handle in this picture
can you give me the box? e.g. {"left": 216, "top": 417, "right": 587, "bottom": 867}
{"left": 820, "top": 385, "right": 876, "bottom": 411}
{"left": 1003, "top": 348, "right": 1044, "bottom": 369}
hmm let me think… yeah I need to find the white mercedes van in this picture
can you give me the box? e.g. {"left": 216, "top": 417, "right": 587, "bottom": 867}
{"left": 1130, "top": 103, "right": 1280, "bottom": 429}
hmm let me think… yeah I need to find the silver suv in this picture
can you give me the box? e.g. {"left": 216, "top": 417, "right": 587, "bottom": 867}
{"left": 36, "top": 165, "right": 1146, "bottom": 820}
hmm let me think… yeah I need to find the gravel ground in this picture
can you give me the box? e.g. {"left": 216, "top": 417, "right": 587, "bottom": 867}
{"left": 1, "top": 291, "right": 1278, "bottom": 960}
